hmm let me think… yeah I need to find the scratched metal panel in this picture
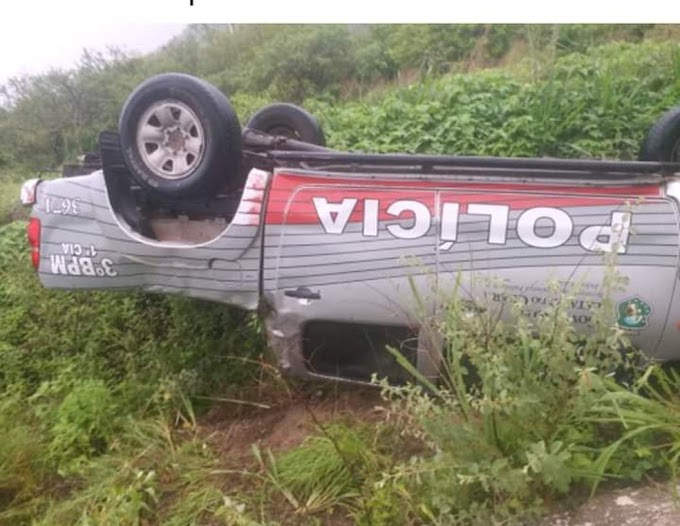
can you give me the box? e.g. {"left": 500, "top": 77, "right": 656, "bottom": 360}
{"left": 34, "top": 171, "right": 262, "bottom": 310}
{"left": 262, "top": 171, "right": 679, "bottom": 359}
{"left": 263, "top": 203, "right": 679, "bottom": 288}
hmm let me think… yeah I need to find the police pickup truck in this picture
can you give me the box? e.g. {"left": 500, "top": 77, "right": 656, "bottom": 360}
{"left": 20, "top": 73, "right": 680, "bottom": 383}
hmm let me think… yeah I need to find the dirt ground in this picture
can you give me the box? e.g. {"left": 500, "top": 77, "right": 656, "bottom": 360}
{"left": 198, "top": 382, "right": 680, "bottom": 525}
{"left": 544, "top": 484, "right": 680, "bottom": 526}
{"left": 199, "top": 382, "right": 385, "bottom": 461}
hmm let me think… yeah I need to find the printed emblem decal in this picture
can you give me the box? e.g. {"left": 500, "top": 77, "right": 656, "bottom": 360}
{"left": 617, "top": 297, "right": 652, "bottom": 330}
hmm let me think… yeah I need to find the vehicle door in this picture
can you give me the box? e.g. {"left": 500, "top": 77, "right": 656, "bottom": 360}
{"left": 262, "top": 169, "right": 440, "bottom": 379}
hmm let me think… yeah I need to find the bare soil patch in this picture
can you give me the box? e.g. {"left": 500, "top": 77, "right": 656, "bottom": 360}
{"left": 199, "top": 382, "right": 384, "bottom": 462}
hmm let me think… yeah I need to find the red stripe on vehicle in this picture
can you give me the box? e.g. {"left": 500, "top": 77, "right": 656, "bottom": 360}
{"left": 265, "top": 171, "right": 656, "bottom": 226}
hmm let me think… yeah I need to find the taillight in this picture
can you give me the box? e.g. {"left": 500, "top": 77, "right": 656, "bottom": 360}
{"left": 27, "top": 218, "right": 41, "bottom": 270}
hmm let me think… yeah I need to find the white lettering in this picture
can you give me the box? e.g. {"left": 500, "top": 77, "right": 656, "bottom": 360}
{"left": 44, "top": 197, "right": 80, "bottom": 216}
{"left": 579, "top": 212, "right": 631, "bottom": 254}
{"left": 60, "top": 243, "right": 83, "bottom": 255}
{"left": 312, "top": 197, "right": 357, "bottom": 234}
{"left": 48, "top": 254, "right": 117, "bottom": 277}
{"left": 102, "top": 258, "right": 118, "bottom": 277}
{"left": 439, "top": 202, "right": 460, "bottom": 251}
{"left": 467, "top": 204, "right": 509, "bottom": 245}
{"left": 517, "top": 207, "right": 573, "bottom": 248}
{"left": 50, "top": 255, "right": 67, "bottom": 274}
{"left": 363, "top": 199, "right": 379, "bottom": 237}
{"left": 79, "top": 257, "right": 95, "bottom": 276}
{"left": 65, "top": 257, "right": 82, "bottom": 276}
{"left": 386, "top": 200, "right": 431, "bottom": 239}
{"left": 311, "top": 196, "right": 634, "bottom": 254}
{"left": 440, "top": 202, "right": 460, "bottom": 243}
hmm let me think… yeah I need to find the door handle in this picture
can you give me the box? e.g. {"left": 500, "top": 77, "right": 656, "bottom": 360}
{"left": 284, "top": 287, "right": 321, "bottom": 300}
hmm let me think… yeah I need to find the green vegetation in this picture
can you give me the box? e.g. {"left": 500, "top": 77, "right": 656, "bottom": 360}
{"left": 313, "top": 41, "right": 680, "bottom": 159}
{"left": 0, "top": 179, "right": 25, "bottom": 225}
{"left": 253, "top": 423, "right": 387, "bottom": 517}
{"left": 2, "top": 24, "right": 680, "bottom": 525}
{"left": 0, "top": 24, "right": 677, "bottom": 170}
{"left": 0, "top": 215, "right": 264, "bottom": 523}
{"left": 365, "top": 274, "right": 641, "bottom": 525}
{"left": 223, "top": 274, "right": 680, "bottom": 525}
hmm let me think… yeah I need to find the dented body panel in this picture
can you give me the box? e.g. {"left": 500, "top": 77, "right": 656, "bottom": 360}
{"left": 259, "top": 169, "right": 680, "bottom": 378}
{"left": 25, "top": 161, "right": 680, "bottom": 382}
{"left": 33, "top": 170, "right": 265, "bottom": 310}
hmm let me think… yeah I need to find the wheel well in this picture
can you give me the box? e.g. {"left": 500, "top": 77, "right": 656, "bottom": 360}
{"left": 301, "top": 320, "right": 418, "bottom": 383}
{"left": 99, "top": 131, "right": 242, "bottom": 243}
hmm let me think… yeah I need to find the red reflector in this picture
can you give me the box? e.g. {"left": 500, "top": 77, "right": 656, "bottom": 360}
{"left": 27, "top": 218, "right": 41, "bottom": 270}
{"left": 27, "top": 218, "right": 40, "bottom": 247}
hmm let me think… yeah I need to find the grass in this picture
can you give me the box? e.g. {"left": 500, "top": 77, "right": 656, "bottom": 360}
{"left": 254, "top": 423, "right": 375, "bottom": 516}
{"left": 34, "top": 419, "right": 226, "bottom": 525}
{"left": 2, "top": 37, "right": 680, "bottom": 525}
{"left": 0, "top": 179, "right": 25, "bottom": 226}
{"left": 0, "top": 200, "right": 267, "bottom": 523}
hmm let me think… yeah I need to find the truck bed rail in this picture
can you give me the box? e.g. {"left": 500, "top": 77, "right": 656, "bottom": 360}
{"left": 266, "top": 150, "right": 680, "bottom": 182}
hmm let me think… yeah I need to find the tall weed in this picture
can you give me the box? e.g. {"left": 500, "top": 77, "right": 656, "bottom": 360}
{"left": 370, "top": 272, "right": 650, "bottom": 524}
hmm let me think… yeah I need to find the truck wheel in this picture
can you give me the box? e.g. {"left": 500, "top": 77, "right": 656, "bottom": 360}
{"left": 119, "top": 73, "right": 242, "bottom": 198}
{"left": 639, "top": 106, "right": 680, "bottom": 162}
{"left": 246, "top": 103, "right": 325, "bottom": 146}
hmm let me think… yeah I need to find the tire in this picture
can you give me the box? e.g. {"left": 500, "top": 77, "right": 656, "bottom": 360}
{"left": 118, "top": 73, "right": 242, "bottom": 198}
{"left": 246, "top": 103, "right": 325, "bottom": 146}
{"left": 639, "top": 106, "right": 680, "bottom": 162}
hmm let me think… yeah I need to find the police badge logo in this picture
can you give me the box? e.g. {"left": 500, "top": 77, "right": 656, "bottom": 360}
{"left": 617, "top": 297, "right": 652, "bottom": 330}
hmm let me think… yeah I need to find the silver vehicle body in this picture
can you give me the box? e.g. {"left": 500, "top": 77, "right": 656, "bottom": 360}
{"left": 23, "top": 159, "right": 680, "bottom": 382}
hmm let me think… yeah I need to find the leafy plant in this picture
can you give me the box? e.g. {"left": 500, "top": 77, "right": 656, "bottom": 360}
{"left": 0, "top": 389, "right": 50, "bottom": 518}
{"left": 0, "top": 219, "right": 265, "bottom": 521}
{"left": 312, "top": 40, "right": 680, "bottom": 160}
{"left": 44, "top": 378, "right": 122, "bottom": 470}
{"left": 371, "top": 269, "right": 650, "bottom": 524}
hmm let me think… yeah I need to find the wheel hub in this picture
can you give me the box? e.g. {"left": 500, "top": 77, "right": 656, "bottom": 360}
{"left": 136, "top": 99, "right": 205, "bottom": 180}
{"left": 165, "top": 127, "right": 187, "bottom": 153}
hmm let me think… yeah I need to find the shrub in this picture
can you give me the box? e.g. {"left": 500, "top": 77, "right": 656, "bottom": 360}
{"left": 311, "top": 41, "right": 680, "bottom": 160}
{"left": 46, "top": 379, "right": 122, "bottom": 469}
{"left": 369, "top": 271, "right": 652, "bottom": 524}
{"left": 0, "top": 390, "right": 50, "bottom": 515}
{"left": 0, "top": 219, "right": 264, "bottom": 518}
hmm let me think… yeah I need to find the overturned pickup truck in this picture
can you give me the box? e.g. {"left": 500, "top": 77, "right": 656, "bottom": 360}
{"left": 20, "top": 73, "right": 680, "bottom": 383}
